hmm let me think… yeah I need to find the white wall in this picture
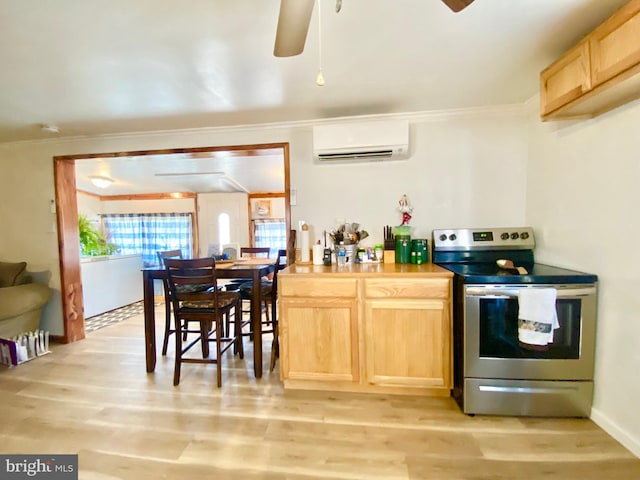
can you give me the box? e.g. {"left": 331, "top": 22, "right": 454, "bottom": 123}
{"left": 76, "top": 192, "right": 102, "bottom": 222}
{"left": 527, "top": 98, "right": 640, "bottom": 457}
{"left": 0, "top": 106, "right": 528, "bottom": 337}
{"left": 294, "top": 108, "right": 528, "bottom": 246}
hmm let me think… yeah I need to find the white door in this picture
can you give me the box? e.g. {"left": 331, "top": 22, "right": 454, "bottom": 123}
{"left": 198, "top": 193, "right": 249, "bottom": 256}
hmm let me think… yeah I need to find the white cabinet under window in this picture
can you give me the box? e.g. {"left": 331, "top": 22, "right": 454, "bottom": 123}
{"left": 81, "top": 254, "right": 143, "bottom": 318}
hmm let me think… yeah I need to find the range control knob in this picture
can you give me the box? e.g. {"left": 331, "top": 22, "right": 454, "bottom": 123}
{"left": 500, "top": 232, "right": 509, "bottom": 240}
{"left": 511, "top": 232, "right": 519, "bottom": 240}
{"left": 520, "top": 232, "right": 530, "bottom": 240}
{"left": 449, "top": 234, "right": 457, "bottom": 241}
{"left": 439, "top": 234, "right": 447, "bottom": 241}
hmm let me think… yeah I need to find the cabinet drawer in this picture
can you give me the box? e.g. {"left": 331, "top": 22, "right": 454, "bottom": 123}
{"left": 364, "top": 278, "right": 450, "bottom": 299}
{"left": 280, "top": 277, "right": 357, "bottom": 298}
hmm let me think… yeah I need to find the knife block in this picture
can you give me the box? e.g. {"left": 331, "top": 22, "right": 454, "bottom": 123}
{"left": 383, "top": 250, "right": 395, "bottom": 264}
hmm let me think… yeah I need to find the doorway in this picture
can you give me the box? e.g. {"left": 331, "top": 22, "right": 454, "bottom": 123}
{"left": 54, "top": 142, "right": 291, "bottom": 343}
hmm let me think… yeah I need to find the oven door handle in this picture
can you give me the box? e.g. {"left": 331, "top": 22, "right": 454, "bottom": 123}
{"left": 465, "top": 286, "right": 596, "bottom": 298}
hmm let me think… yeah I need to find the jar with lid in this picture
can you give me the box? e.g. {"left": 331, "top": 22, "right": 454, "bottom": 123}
{"left": 374, "top": 244, "right": 384, "bottom": 262}
{"left": 411, "top": 238, "right": 428, "bottom": 264}
{"left": 395, "top": 235, "right": 411, "bottom": 264}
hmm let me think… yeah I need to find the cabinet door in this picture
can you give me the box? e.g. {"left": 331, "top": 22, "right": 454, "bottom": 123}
{"left": 540, "top": 41, "right": 591, "bottom": 117}
{"left": 363, "top": 298, "right": 451, "bottom": 390}
{"left": 280, "top": 297, "right": 359, "bottom": 383}
{"left": 590, "top": 0, "right": 640, "bottom": 87}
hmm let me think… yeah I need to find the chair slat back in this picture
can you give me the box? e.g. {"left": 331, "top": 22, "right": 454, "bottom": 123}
{"left": 157, "top": 249, "right": 183, "bottom": 267}
{"left": 240, "top": 247, "right": 271, "bottom": 258}
{"left": 221, "top": 243, "right": 240, "bottom": 260}
{"left": 164, "top": 258, "right": 218, "bottom": 306}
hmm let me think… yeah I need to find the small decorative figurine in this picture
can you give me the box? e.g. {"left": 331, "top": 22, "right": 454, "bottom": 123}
{"left": 398, "top": 194, "right": 413, "bottom": 225}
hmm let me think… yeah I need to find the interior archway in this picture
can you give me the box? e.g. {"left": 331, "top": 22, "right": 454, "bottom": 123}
{"left": 54, "top": 142, "right": 291, "bottom": 343}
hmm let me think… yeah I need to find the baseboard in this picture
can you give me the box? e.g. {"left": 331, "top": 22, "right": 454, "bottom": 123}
{"left": 591, "top": 407, "right": 640, "bottom": 458}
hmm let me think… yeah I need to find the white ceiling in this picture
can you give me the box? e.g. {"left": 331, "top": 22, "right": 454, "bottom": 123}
{"left": 74, "top": 148, "right": 285, "bottom": 195}
{"left": 1, "top": 0, "right": 629, "bottom": 193}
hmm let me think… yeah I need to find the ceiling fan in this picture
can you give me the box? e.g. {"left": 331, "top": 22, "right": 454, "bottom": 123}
{"left": 274, "top": 0, "right": 475, "bottom": 57}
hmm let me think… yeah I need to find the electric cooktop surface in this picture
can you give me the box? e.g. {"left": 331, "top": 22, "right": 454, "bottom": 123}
{"left": 440, "top": 262, "right": 598, "bottom": 285}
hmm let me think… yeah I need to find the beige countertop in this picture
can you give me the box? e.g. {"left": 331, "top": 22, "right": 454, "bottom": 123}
{"left": 281, "top": 261, "right": 453, "bottom": 277}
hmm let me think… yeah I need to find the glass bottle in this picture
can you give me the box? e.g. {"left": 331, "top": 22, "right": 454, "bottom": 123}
{"left": 337, "top": 244, "right": 347, "bottom": 267}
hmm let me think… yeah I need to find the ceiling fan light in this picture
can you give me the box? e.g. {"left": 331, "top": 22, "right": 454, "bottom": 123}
{"left": 90, "top": 175, "right": 114, "bottom": 189}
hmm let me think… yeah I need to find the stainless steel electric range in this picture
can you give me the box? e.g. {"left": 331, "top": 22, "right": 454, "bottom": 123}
{"left": 432, "top": 227, "right": 598, "bottom": 417}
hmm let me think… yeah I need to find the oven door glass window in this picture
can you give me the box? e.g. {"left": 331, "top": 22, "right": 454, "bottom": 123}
{"left": 478, "top": 298, "right": 581, "bottom": 359}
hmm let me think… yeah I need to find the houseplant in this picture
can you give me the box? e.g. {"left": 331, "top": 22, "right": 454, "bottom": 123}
{"left": 78, "top": 213, "right": 118, "bottom": 256}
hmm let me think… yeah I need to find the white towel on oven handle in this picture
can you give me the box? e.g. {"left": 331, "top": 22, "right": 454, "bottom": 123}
{"left": 517, "top": 288, "right": 559, "bottom": 346}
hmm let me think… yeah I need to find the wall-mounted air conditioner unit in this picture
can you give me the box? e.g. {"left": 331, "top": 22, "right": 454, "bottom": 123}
{"left": 313, "top": 120, "right": 410, "bottom": 162}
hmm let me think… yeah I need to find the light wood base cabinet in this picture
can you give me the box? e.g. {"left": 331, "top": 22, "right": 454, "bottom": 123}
{"left": 280, "top": 297, "right": 359, "bottom": 383}
{"left": 278, "top": 264, "right": 453, "bottom": 397}
{"left": 364, "top": 298, "right": 450, "bottom": 391}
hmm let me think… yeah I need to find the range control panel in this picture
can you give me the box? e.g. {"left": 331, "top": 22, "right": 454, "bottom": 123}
{"left": 432, "top": 227, "right": 535, "bottom": 251}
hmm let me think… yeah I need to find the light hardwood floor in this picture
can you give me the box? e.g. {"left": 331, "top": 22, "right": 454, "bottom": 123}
{"left": 1, "top": 307, "right": 639, "bottom": 480}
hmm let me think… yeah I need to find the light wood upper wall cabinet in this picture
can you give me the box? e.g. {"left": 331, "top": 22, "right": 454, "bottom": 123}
{"left": 540, "top": 41, "right": 591, "bottom": 117}
{"left": 540, "top": 0, "right": 640, "bottom": 120}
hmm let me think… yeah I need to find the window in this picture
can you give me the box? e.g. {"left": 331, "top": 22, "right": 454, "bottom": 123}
{"left": 102, "top": 213, "right": 193, "bottom": 267}
{"left": 253, "top": 218, "right": 286, "bottom": 257}
{"left": 218, "top": 212, "right": 230, "bottom": 246}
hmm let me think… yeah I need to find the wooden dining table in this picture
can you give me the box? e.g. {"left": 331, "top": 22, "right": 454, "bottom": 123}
{"left": 142, "top": 257, "right": 276, "bottom": 378}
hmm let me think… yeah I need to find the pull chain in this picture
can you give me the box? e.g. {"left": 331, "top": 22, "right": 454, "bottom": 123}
{"left": 316, "top": 0, "right": 325, "bottom": 86}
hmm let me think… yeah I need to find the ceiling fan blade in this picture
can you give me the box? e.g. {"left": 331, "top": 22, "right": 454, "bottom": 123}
{"left": 274, "top": 0, "right": 316, "bottom": 57}
{"left": 441, "top": 0, "right": 475, "bottom": 13}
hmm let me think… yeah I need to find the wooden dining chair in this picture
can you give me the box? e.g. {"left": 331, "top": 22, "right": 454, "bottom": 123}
{"left": 164, "top": 257, "right": 243, "bottom": 387}
{"left": 287, "top": 229, "right": 296, "bottom": 265}
{"left": 239, "top": 247, "right": 272, "bottom": 312}
{"left": 269, "top": 249, "right": 288, "bottom": 371}
{"left": 237, "top": 249, "right": 287, "bottom": 371}
{"left": 225, "top": 246, "right": 272, "bottom": 297}
{"left": 240, "top": 247, "right": 271, "bottom": 258}
{"left": 221, "top": 242, "right": 241, "bottom": 260}
{"left": 157, "top": 249, "right": 183, "bottom": 355}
